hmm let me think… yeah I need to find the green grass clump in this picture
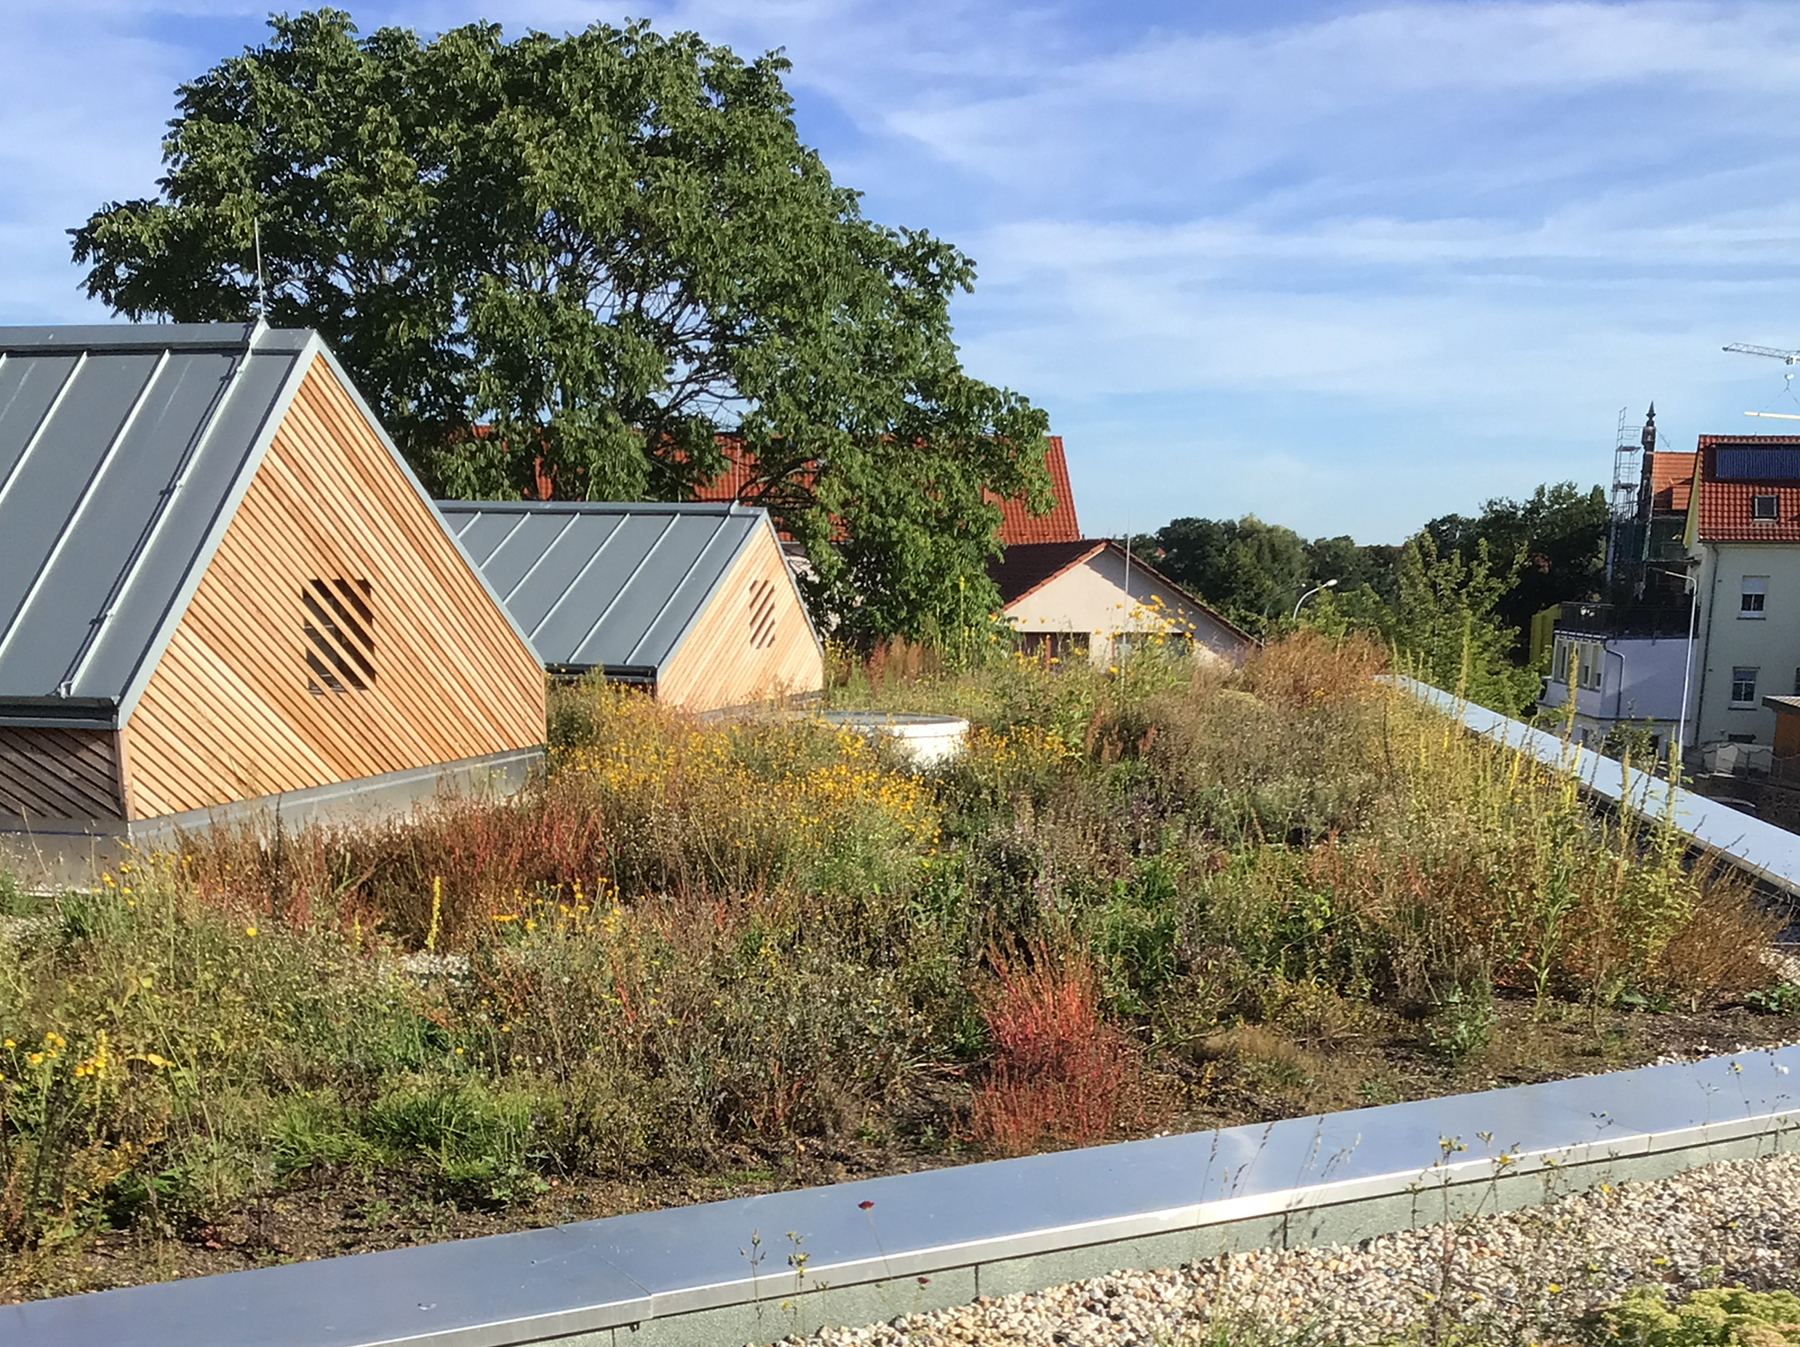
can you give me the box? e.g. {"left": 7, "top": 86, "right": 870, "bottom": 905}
{"left": 1592, "top": 1286, "right": 1800, "bottom": 1347}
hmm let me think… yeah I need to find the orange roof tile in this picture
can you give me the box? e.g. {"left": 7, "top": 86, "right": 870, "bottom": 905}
{"left": 1648, "top": 450, "right": 1695, "bottom": 515}
{"left": 985, "top": 436, "right": 1081, "bottom": 544}
{"left": 1694, "top": 435, "right": 1800, "bottom": 542}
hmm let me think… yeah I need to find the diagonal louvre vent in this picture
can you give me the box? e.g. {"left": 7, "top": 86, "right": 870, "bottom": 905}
{"left": 748, "top": 578, "right": 777, "bottom": 649}
{"left": 304, "top": 578, "right": 375, "bottom": 695}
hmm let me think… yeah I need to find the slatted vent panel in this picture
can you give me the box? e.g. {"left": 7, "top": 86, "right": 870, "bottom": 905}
{"left": 303, "top": 578, "right": 375, "bottom": 695}
{"left": 0, "top": 727, "right": 123, "bottom": 821}
{"left": 748, "top": 579, "right": 776, "bottom": 649}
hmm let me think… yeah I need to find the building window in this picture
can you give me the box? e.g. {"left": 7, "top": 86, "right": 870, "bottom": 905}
{"left": 1753, "top": 494, "right": 1780, "bottom": 521}
{"left": 747, "top": 579, "right": 776, "bottom": 649}
{"left": 1551, "top": 636, "right": 1606, "bottom": 690}
{"left": 304, "top": 578, "right": 374, "bottom": 694}
{"left": 1019, "top": 631, "right": 1091, "bottom": 663}
{"left": 1577, "top": 640, "right": 1603, "bottom": 691}
{"left": 1741, "top": 576, "right": 1768, "bottom": 618}
{"left": 1731, "top": 666, "right": 1759, "bottom": 707}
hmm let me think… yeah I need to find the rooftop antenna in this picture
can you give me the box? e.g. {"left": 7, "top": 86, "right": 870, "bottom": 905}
{"left": 252, "top": 217, "right": 268, "bottom": 321}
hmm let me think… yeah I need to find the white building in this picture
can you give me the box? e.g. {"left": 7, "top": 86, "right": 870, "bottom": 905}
{"left": 1686, "top": 436, "right": 1800, "bottom": 766}
{"left": 1538, "top": 605, "right": 1692, "bottom": 756}
{"left": 988, "top": 540, "right": 1252, "bottom": 668}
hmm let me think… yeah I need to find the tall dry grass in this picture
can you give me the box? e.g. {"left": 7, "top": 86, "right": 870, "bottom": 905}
{"left": 0, "top": 632, "right": 1785, "bottom": 1278}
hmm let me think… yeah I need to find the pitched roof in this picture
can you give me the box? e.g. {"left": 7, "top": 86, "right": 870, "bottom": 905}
{"left": 690, "top": 434, "right": 1080, "bottom": 546}
{"left": 1694, "top": 435, "right": 1800, "bottom": 542}
{"left": 987, "top": 539, "right": 1255, "bottom": 643}
{"left": 988, "top": 539, "right": 1105, "bottom": 605}
{"left": 1648, "top": 450, "right": 1696, "bottom": 515}
{"left": 437, "top": 500, "right": 798, "bottom": 677}
{"left": 0, "top": 322, "right": 319, "bottom": 719}
{"left": 986, "top": 435, "right": 1081, "bottom": 544}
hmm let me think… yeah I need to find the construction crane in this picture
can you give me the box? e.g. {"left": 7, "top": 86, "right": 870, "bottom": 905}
{"left": 1725, "top": 343, "right": 1800, "bottom": 419}
{"left": 1725, "top": 342, "right": 1800, "bottom": 364}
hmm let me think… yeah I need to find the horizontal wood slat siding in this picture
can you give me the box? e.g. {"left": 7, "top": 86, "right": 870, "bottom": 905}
{"left": 0, "top": 727, "right": 124, "bottom": 822}
{"left": 125, "top": 358, "right": 545, "bottom": 819}
{"left": 657, "top": 532, "right": 824, "bottom": 713}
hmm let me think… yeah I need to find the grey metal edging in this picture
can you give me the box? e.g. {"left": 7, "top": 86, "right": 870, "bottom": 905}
{"left": 1396, "top": 677, "right": 1800, "bottom": 897}
{"left": 7, "top": 1045, "right": 1798, "bottom": 1347}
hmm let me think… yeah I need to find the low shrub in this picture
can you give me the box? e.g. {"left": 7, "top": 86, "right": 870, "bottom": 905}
{"left": 1592, "top": 1286, "right": 1800, "bottom": 1347}
{"left": 969, "top": 940, "right": 1137, "bottom": 1155}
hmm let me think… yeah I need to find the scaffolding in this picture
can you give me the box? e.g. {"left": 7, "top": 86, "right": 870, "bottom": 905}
{"left": 1605, "top": 405, "right": 1656, "bottom": 600}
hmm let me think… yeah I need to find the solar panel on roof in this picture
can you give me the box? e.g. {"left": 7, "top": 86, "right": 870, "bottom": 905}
{"left": 1714, "top": 445, "right": 1800, "bottom": 481}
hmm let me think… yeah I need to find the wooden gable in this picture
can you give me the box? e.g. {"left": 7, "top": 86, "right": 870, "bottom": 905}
{"left": 656, "top": 526, "right": 823, "bottom": 713}
{"left": 122, "top": 356, "right": 545, "bottom": 819}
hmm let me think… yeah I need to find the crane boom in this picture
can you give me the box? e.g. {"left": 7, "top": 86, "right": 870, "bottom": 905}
{"left": 1725, "top": 342, "right": 1800, "bottom": 364}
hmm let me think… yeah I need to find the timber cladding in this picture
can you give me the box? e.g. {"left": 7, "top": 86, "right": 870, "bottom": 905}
{"left": 0, "top": 727, "right": 126, "bottom": 824}
{"left": 123, "top": 356, "right": 545, "bottom": 820}
{"left": 656, "top": 526, "right": 824, "bottom": 712}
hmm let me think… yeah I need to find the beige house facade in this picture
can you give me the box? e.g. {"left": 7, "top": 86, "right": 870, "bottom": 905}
{"left": 990, "top": 540, "right": 1252, "bottom": 668}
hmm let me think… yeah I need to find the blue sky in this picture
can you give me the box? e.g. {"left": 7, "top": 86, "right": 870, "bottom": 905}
{"left": 7, "top": 1, "right": 1800, "bottom": 542}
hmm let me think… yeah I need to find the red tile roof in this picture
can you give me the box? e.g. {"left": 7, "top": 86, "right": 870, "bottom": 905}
{"left": 691, "top": 434, "right": 1079, "bottom": 545}
{"left": 1694, "top": 435, "right": 1800, "bottom": 542}
{"left": 985, "top": 435, "right": 1081, "bottom": 544}
{"left": 1648, "top": 450, "right": 1696, "bottom": 515}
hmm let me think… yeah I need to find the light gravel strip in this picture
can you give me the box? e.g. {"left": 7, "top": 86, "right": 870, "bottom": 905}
{"left": 791, "top": 1151, "right": 1800, "bottom": 1347}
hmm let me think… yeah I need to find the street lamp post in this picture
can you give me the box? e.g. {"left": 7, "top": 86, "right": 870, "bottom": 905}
{"left": 1292, "top": 578, "right": 1340, "bottom": 621}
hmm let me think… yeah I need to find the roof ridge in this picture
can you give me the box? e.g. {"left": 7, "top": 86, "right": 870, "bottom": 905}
{"left": 0, "top": 322, "right": 314, "bottom": 355}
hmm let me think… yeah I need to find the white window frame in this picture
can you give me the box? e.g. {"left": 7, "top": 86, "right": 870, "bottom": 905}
{"left": 1731, "top": 666, "right": 1760, "bottom": 708}
{"left": 1577, "top": 640, "right": 1604, "bottom": 691}
{"left": 1753, "top": 494, "right": 1780, "bottom": 521}
{"left": 1741, "top": 575, "right": 1768, "bottom": 619}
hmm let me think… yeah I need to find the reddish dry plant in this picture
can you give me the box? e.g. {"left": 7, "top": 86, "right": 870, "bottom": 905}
{"left": 969, "top": 941, "right": 1136, "bottom": 1156}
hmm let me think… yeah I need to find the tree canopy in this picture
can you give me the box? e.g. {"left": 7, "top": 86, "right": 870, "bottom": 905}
{"left": 1423, "top": 482, "right": 1607, "bottom": 644}
{"left": 72, "top": 9, "right": 1049, "bottom": 643}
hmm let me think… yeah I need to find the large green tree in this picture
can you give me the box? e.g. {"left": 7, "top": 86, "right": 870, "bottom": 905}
{"left": 1149, "top": 515, "right": 1400, "bottom": 634}
{"left": 1151, "top": 515, "right": 1311, "bottom": 633}
{"left": 1424, "top": 482, "right": 1607, "bottom": 644}
{"left": 72, "top": 10, "right": 1049, "bottom": 643}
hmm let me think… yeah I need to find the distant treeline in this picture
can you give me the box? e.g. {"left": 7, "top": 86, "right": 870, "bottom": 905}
{"left": 1136, "top": 482, "right": 1609, "bottom": 712}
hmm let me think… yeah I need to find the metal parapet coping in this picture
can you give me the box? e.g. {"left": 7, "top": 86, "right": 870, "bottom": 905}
{"left": 1397, "top": 676, "right": 1800, "bottom": 899}
{"left": 7, "top": 1046, "right": 1799, "bottom": 1347}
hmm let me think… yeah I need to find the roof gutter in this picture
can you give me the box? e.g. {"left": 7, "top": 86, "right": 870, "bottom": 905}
{"left": 550, "top": 664, "right": 658, "bottom": 686}
{"left": 0, "top": 698, "right": 118, "bottom": 730}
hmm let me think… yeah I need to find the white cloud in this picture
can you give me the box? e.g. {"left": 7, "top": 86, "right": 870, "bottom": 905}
{"left": 12, "top": 0, "right": 1800, "bottom": 539}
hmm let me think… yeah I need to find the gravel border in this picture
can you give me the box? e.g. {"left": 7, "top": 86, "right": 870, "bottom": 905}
{"left": 783, "top": 1150, "right": 1800, "bottom": 1347}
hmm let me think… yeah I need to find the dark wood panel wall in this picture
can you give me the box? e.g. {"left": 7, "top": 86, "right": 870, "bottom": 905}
{"left": 0, "top": 727, "right": 126, "bottom": 823}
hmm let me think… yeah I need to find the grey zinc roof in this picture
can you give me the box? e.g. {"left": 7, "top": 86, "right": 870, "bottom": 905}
{"left": 436, "top": 501, "right": 779, "bottom": 677}
{"left": 0, "top": 321, "right": 532, "bottom": 727}
{"left": 0, "top": 321, "right": 317, "bottom": 721}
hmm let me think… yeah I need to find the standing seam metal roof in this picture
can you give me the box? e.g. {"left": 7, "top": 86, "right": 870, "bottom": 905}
{"left": 436, "top": 501, "right": 787, "bottom": 676}
{"left": 0, "top": 322, "right": 315, "bottom": 719}
{"left": 0, "top": 322, "right": 537, "bottom": 724}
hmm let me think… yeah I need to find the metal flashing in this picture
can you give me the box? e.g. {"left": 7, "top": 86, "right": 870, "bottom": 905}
{"left": 0, "top": 323, "right": 262, "bottom": 353}
{"left": 5, "top": 1045, "right": 1796, "bottom": 1347}
{"left": 1400, "top": 678, "right": 1800, "bottom": 897}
